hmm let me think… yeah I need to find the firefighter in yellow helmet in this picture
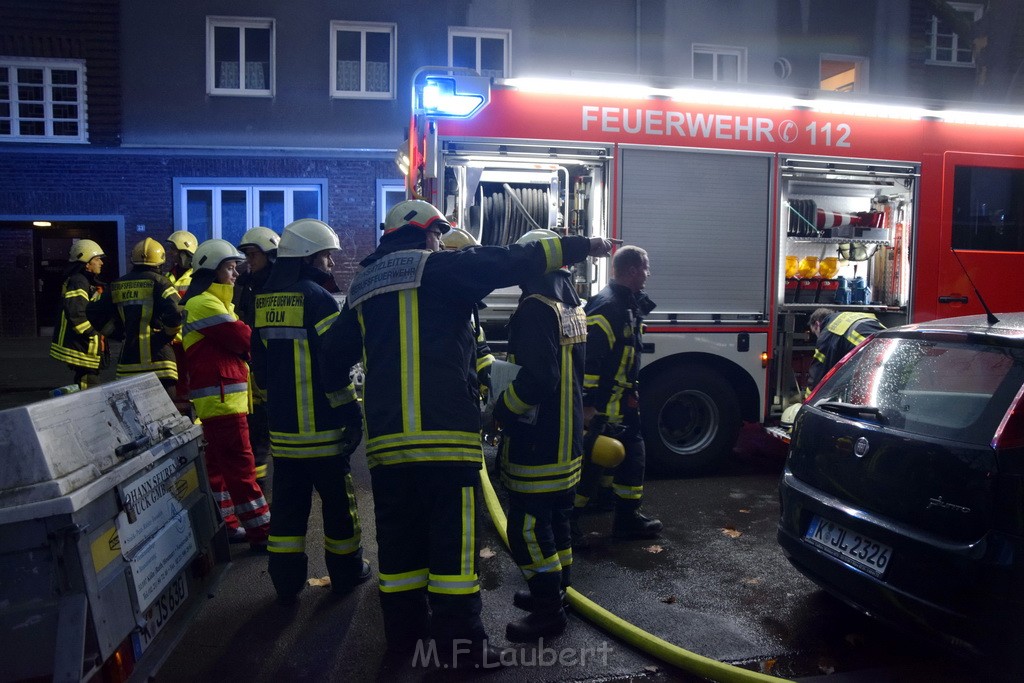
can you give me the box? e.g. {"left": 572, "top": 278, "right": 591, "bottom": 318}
{"left": 163, "top": 230, "right": 198, "bottom": 414}
{"left": 234, "top": 226, "right": 280, "bottom": 486}
{"left": 492, "top": 228, "right": 587, "bottom": 642}
{"left": 165, "top": 230, "right": 198, "bottom": 296}
{"left": 49, "top": 239, "right": 108, "bottom": 389}
{"left": 86, "top": 237, "right": 183, "bottom": 389}
{"left": 320, "top": 199, "right": 613, "bottom": 666}
{"left": 251, "top": 219, "right": 368, "bottom": 601}
{"left": 182, "top": 239, "right": 270, "bottom": 548}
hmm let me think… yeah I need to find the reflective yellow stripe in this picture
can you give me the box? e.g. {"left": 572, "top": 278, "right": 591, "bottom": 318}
{"left": 294, "top": 339, "right": 315, "bottom": 433}
{"left": 379, "top": 568, "right": 429, "bottom": 593}
{"left": 588, "top": 314, "right": 615, "bottom": 348}
{"left": 501, "top": 469, "right": 580, "bottom": 494}
{"left": 368, "top": 449, "right": 482, "bottom": 468}
{"left": 476, "top": 353, "right": 495, "bottom": 373}
{"left": 427, "top": 573, "right": 480, "bottom": 595}
{"left": 272, "top": 428, "right": 345, "bottom": 444}
{"left": 523, "top": 514, "right": 544, "bottom": 565}
{"left": 50, "top": 345, "right": 101, "bottom": 368}
{"left": 326, "top": 384, "right": 357, "bottom": 407}
{"left": 64, "top": 289, "right": 89, "bottom": 300}
{"left": 557, "top": 345, "right": 572, "bottom": 462}
{"left": 268, "top": 535, "right": 305, "bottom": 554}
{"left": 367, "top": 430, "right": 481, "bottom": 451}
{"left": 192, "top": 392, "right": 248, "bottom": 418}
{"left": 503, "top": 384, "right": 533, "bottom": 414}
{"left": 73, "top": 320, "right": 92, "bottom": 334}
{"left": 315, "top": 310, "right": 339, "bottom": 336}
{"left": 558, "top": 547, "right": 573, "bottom": 568}
{"left": 813, "top": 349, "right": 826, "bottom": 363}
{"left": 325, "top": 475, "right": 360, "bottom": 555}
{"left": 539, "top": 237, "right": 562, "bottom": 272}
{"left": 613, "top": 483, "right": 643, "bottom": 500}
{"left": 254, "top": 463, "right": 268, "bottom": 478}
{"left": 461, "top": 486, "right": 474, "bottom": 577}
{"left": 583, "top": 373, "right": 600, "bottom": 389}
{"left": 398, "top": 290, "right": 421, "bottom": 433}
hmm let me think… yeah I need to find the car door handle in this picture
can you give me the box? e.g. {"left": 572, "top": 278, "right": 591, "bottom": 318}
{"left": 939, "top": 295, "right": 969, "bottom": 304}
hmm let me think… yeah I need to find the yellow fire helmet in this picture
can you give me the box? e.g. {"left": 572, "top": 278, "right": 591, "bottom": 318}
{"left": 166, "top": 230, "right": 198, "bottom": 254}
{"left": 131, "top": 237, "right": 166, "bottom": 267}
{"left": 588, "top": 433, "right": 626, "bottom": 468}
{"left": 69, "top": 239, "right": 105, "bottom": 263}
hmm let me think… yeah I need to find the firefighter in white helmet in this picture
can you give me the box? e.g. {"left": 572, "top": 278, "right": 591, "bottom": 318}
{"left": 86, "top": 237, "right": 183, "bottom": 390}
{"left": 182, "top": 239, "right": 270, "bottom": 547}
{"left": 50, "top": 239, "right": 108, "bottom": 389}
{"left": 234, "top": 226, "right": 280, "bottom": 486}
{"left": 320, "top": 199, "right": 614, "bottom": 667}
{"left": 251, "top": 219, "right": 368, "bottom": 601}
{"left": 492, "top": 228, "right": 588, "bottom": 642}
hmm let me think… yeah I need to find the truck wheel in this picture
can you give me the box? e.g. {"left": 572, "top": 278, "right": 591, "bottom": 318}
{"left": 641, "top": 365, "right": 741, "bottom": 477}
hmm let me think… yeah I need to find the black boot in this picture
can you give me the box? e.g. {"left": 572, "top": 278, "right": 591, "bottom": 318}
{"left": 512, "top": 588, "right": 568, "bottom": 612}
{"left": 505, "top": 601, "right": 568, "bottom": 643}
{"left": 612, "top": 508, "right": 663, "bottom": 539}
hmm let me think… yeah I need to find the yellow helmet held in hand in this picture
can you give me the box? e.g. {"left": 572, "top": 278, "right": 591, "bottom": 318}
{"left": 441, "top": 227, "right": 480, "bottom": 250}
{"left": 69, "top": 239, "right": 105, "bottom": 263}
{"left": 279, "top": 219, "right": 340, "bottom": 257}
{"left": 193, "top": 239, "right": 245, "bottom": 272}
{"left": 382, "top": 199, "right": 451, "bottom": 236}
{"left": 588, "top": 434, "right": 626, "bottom": 468}
{"left": 166, "top": 230, "right": 198, "bottom": 254}
{"left": 131, "top": 237, "right": 166, "bottom": 266}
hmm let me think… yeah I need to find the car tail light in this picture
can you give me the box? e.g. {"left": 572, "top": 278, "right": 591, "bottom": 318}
{"left": 992, "top": 382, "right": 1024, "bottom": 451}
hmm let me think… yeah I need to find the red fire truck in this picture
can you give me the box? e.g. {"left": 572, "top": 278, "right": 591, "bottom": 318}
{"left": 406, "top": 73, "right": 1024, "bottom": 475}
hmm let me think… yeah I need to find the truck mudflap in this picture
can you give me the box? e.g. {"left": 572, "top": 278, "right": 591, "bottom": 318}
{"left": 0, "top": 374, "right": 229, "bottom": 682}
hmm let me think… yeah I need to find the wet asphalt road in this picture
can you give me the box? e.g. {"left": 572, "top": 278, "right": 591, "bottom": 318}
{"left": 151, "top": 426, "right": 988, "bottom": 683}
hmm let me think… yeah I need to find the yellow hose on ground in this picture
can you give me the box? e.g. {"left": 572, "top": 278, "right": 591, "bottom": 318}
{"left": 479, "top": 466, "right": 790, "bottom": 683}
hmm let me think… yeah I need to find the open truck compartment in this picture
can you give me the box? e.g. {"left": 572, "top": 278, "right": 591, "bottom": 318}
{"left": 0, "top": 374, "right": 228, "bottom": 682}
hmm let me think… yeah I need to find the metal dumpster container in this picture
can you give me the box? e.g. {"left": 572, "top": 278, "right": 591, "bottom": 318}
{"left": 0, "top": 374, "right": 229, "bottom": 682}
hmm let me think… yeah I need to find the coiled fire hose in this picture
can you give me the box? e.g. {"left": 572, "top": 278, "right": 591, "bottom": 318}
{"left": 479, "top": 465, "right": 790, "bottom": 683}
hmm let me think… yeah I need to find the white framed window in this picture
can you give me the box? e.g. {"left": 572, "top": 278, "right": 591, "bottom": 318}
{"left": 0, "top": 58, "right": 87, "bottom": 142}
{"left": 820, "top": 55, "right": 868, "bottom": 93}
{"left": 927, "top": 2, "right": 982, "bottom": 67}
{"left": 692, "top": 44, "right": 746, "bottom": 83}
{"left": 449, "top": 28, "right": 510, "bottom": 79}
{"left": 177, "top": 182, "right": 324, "bottom": 245}
{"left": 207, "top": 17, "right": 275, "bottom": 96}
{"left": 330, "top": 21, "right": 396, "bottom": 99}
{"left": 376, "top": 179, "right": 406, "bottom": 245}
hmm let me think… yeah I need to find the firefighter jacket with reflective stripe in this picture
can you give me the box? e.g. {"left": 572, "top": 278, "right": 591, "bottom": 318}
{"left": 252, "top": 269, "right": 359, "bottom": 459}
{"left": 583, "top": 282, "right": 645, "bottom": 423}
{"left": 499, "top": 282, "right": 587, "bottom": 495}
{"left": 87, "top": 267, "right": 182, "bottom": 381}
{"left": 807, "top": 311, "right": 885, "bottom": 391}
{"left": 183, "top": 283, "right": 251, "bottom": 419}
{"left": 321, "top": 235, "right": 592, "bottom": 470}
{"left": 50, "top": 269, "right": 103, "bottom": 370}
{"left": 168, "top": 267, "right": 193, "bottom": 298}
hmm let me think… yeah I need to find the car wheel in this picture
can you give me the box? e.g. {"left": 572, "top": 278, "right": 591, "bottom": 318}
{"left": 641, "top": 364, "right": 741, "bottom": 476}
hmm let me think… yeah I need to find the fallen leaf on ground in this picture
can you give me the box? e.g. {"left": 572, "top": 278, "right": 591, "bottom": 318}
{"left": 660, "top": 595, "right": 677, "bottom": 604}
{"left": 759, "top": 658, "right": 776, "bottom": 674}
{"left": 722, "top": 527, "right": 743, "bottom": 539}
{"left": 738, "top": 508, "right": 751, "bottom": 513}
{"left": 644, "top": 544, "right": 664, "bottom": 553}
{"left": 644, "top": 665, "right": 660, "bottom": 674}
{"left": 307, "top": 576, "right": 331, "bottom": 587}
{"left": 479, "top": 547, "right": 496, "bottom": 559}
{"left": 741, "top": 577, "right": 761, "bottom": 585}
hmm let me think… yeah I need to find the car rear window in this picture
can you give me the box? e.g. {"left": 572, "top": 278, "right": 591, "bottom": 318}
{"left": 809, "top": 335, "right": 1024, "bottom": 445}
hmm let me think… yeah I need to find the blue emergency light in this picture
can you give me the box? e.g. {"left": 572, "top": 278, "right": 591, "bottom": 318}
{"left": 418, "top": 75, "right": 489, "bottom": 118}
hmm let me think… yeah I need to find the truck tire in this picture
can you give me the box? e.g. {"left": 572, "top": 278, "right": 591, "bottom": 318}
{"left": 641, "top": 364, "right": 741, "bottom": 477}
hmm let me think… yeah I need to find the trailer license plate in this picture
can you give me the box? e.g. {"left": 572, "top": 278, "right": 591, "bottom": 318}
{"left": 132, "top": 572, "right": 188, "bottom": 658}
{"left": 805, "top": 515, "right": 892, "bottom": 577}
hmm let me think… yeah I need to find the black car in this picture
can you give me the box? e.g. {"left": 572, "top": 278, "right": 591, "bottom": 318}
{"left": 778, "top": 313, "right": 1024, "bottom": 656}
